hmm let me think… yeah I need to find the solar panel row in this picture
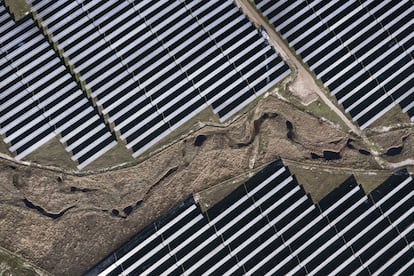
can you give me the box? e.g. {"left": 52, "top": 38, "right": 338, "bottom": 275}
{"left": 87, "top": 160, "right": 413, "bottom": 275}
{"left": 29, "top": 0, "right": 291, "bottom": 158}
{"left": 256, "top": 0, "right": 414, "bottom": 128}
{"left": 0, "top": 6, "right": 117, "bottom": 169}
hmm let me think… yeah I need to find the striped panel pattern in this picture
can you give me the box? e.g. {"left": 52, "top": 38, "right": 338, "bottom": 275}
{"left": 28, "top": 0, "right": 291, "bottom": 158}
{"left": 87, "top": 160, "right": 413, "bottom": 275}
{"left": 0, "top": 6, "right": 116, "bottom": 169}
{"left": 256, "top": 0, "right": 414, "bottom": 128}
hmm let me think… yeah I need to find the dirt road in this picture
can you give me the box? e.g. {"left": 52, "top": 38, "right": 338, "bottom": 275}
{"left": 237, "top": 0, "right": 362, "bottom": 137}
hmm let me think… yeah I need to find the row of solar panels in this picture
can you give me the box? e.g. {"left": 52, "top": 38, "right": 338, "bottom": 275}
{"left": 29, "top": 0, "right": 291, "bottom": 157}
{"left": 1, "top": 0, "right": 290, "bottom": 169}
{"left": 87, "top": 160, "right": 413, "bottom": 275}
{"left": 0, "top": 5, "right": 117, "bottom": 169}
{"left": 256, "top": 0, "right": 414, "bottom": 129}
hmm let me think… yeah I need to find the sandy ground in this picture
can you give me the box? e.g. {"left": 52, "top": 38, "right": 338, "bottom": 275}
{"left": 236, "top": 0, "right": 414, "bottom": 171}
{"left": 237, "top": 0, "right": 362, "bottom": 137}
{"left": 1, "top": 2, "right": 413, "bottom": 275}
{"left": 0, "top": 93, "right": 411, "bottom": 276}
{"left": 0, "top": 94, "right": 387, "bottom": 275}
{"left": 236, "top": 0, "right": 317, "bottom": 105}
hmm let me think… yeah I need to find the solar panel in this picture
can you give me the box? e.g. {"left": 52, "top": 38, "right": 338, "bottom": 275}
{"left": 87, "top": 159, "right": 414, "bottom": 275}
{"left": 28, "top": 0, "right": 291, "bottom": 158}
{"left": 0, "top": 6, "right": 117, "bottom": 169}
{"left": 256, "top": 0, "right": 414, "bottom": 128}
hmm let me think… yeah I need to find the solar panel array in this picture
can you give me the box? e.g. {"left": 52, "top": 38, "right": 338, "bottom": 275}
{"left": 0, "top": 5, "right": 117, "bottom": 169}
{"left": 256, "top": 0, "right": 414, "bottom": 128}
{"left": 28, "top": 0, "right": 291, "bottom": 157}
{"left": 87, "top": 160, "right": 414, "bottom": 275}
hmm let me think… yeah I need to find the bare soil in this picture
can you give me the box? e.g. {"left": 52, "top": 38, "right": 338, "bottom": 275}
{"left": 1, "top": 2, "right": 413, "bottom": 275}
{"left": 236, "top": 0, "right": 361, "bottom": 137}
{"left": 0, "top": 246, "right": 50, "bottom": 276}
{"left": 0, "top": 94, "right": 388, "bottom": 275}
{"left": 288, "top": 71, "right": 319, "bottom": 106}
{"left": 4, "top": 0, "right": 31, "bottom": 21}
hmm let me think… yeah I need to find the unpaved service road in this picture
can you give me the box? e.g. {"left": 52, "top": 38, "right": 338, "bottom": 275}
{"left": 236, "top": 0, "right": 362, "bottom": 137}
{"left": 0, "top": 93, "right": 381, "bottom": 275}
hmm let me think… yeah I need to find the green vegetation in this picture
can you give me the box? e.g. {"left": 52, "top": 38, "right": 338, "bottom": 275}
{"left": 25, "top": 137, "right": 77, "bottom": 169}
{"left": 198, "top": 158, "right": 394, "bottom": 208}
{"left": 0, "top": 247, "right": 50, "bottom": 276}
{"left": 366, "top": 104, "right": 411, "bottom": 130}
{"left": 197, "top": 175, "right": 246, "bottom": 212}
{"left": 354, "top": 171, "right": 391, "bottom": 194}
{"left": 288, "top": 164, "right": 350, "bottom": 202}
{"left": 285, "top": 159, "right": 393, "bottom": 201}
{"left": 275, "top": 82, "right": 349, "bottom": 131}
{"left": 0, "top": 135, "right": 10, "bottom": 155}
{"left": 81, "top": 142, "right": 135, "bottom": 171}
{"left": 197, "top": 166, "right": 263, "bottom": 212}
{"left": 198, "top": 152, "right": 395, "bottom": 207}
{"left": 305, "top": 99, "right": 349, "bottom": 130}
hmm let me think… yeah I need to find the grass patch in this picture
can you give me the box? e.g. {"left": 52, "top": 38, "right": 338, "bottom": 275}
{"left": 365, "top": 104, "right": 411, "bottom": 130}
{"left": 275, "top": 83, "right": 349, "bottom": 131}
{"left": 198, "top": 158, "right": 393, "bottom": 208}
{"left": 0, "top": 136, "right": 10, "bottom": 155}
{"left": 305, "top": 99, "right": 349, "bottom": 130}
{"left": 354, "top": 171, "right": 391, "bottom": 194}
{"left": 0, "top": 247, "right": 50, "bottom": 276}
{"left": 284, "top": 159, "right": 393, "bottom": 202}
{"left": 197, "top": 174, "right": 248, "bottom": 212}
{"left": 24, "top": 137, "right": 76, "bottom": 169}
{"left": 197, "top": 160, "right": 284, "bottom": 212}
{"left": 407, "top": 165, "right": 414, "bottom": 175}
{"left": 287, "top": 163, "right": 350, "bottom": 202}
{"left": 249, "top": 2, "right": 352, "bottom": 131}
{"left": 130, "top": 106, "right": 220, "bottom": 165}
{"left": 167, "top": 105, "right": 220, "bottom": 139}
{"left": 81, "top": 142, "right": 134, "bottom": 170}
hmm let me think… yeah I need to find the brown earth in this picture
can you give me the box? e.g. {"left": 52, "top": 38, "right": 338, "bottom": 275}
{"left": 236, "top": 0, "right": 361, "bottom": 137}
{"left": 0, "top": 93, "right": 386, "bottom": 275}
{"left": 1, "top": 1, "right": 413, "bottom": 275}
{"left": 4, "top": 0, "right": 31, "bottom": 21}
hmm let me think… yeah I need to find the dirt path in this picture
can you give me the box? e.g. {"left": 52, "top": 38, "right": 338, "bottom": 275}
{"left": 237, "top": 0, "right": 362, "bottom": 137}
{"left": 236, "top": 0, "right": 414, "bottom": 171}
{"left": 381, "top": 158, "right": 414, "bottom": 169}
{"left": 0, "top": 246, "right": 51, "bottom": 276}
